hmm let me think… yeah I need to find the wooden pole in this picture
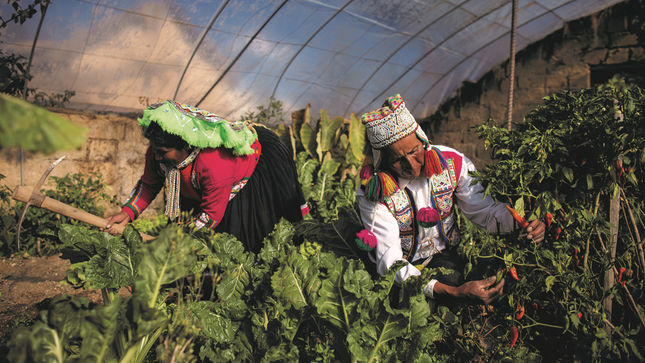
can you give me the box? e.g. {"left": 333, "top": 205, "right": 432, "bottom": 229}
{"left": 604, "top": 99, "right": 624, "bottom": 333}
{"left": 604, "top": 188, "right": 620, "bottom": 334}
{"left": 13, "top": 185, "right": 155, "bottom": 241}
{"left": 506, "top": 0, "right": 518, "bottom": 131}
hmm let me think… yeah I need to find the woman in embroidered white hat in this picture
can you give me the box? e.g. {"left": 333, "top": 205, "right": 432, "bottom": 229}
{"left": 355, "top": 94, "right": 545, "bottom": 305}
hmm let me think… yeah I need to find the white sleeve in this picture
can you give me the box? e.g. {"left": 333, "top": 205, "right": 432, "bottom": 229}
{"left": 357, "top": 191, "right": 421, "bottom": 285}
{"left": 453, "top": 152, "right": 515, "bottom": 234}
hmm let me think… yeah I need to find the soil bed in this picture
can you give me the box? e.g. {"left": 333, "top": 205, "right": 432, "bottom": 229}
{"left": 0, "top": 254, "right": 129, "bottom": 357}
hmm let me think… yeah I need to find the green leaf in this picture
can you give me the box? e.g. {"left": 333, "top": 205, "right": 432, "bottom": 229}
{"left": 258, "top": 218, "right": 295, "bottom": 266}
{"left": 300, "top": 122, "right": 319, "bottom": 161}
{"left": 314, "top": 257, "right": 373, "bottom": 333}
{"left": 0, "top": 94, "right": 88, "bottom": 155}
{"left": 514, "top": 197, "right": 525, "bottom": 217}
{"left": 295, "top": 152, "right": 319, "bottom": 199}
{"left": 319, "top": 109, "right": 344, "bottom": 153}
{"left": 349, "top": 111, "right": 365, "bottom": 163}
{"left": 131, "top": 225, "right": 201, "bottom": 337}
{"left": 320, "top": 151, "right": 341, "bottom": 177}
{"left": 563, "top": 167, "right": 574, "bottom": 182}
{"left": 545, "top": 275, "right": 556, "bottom": 292}
{"left": 290, "top": 104, "right": 308, "bottom": 144}
{"left": 189, "top": 301, "right": 240, "bottom": 343}
{"left": 7, "top": 295, "right": 120, "bottom": 363}
{"left": 271, "top": 249, "right": 321, "bottom": 310}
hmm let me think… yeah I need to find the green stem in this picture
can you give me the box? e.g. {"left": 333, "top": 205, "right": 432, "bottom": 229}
{"left": 134, "top": 321, "right": 169, "bottom": 363}
{"left": 520, "top": 322, "right": 564, "bottom": 329}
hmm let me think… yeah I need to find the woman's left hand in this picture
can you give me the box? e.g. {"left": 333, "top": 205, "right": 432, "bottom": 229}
{"left": 526, "top": 219, "right": 546, "bottom": 243}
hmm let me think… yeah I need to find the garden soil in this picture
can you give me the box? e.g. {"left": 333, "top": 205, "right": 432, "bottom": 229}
{"left": 0, "top": 254, "right": 130, "bottom": 344}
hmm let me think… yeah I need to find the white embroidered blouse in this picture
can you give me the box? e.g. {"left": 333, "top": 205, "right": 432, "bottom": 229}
{"left": 356, "top": 146, "right": 515, "bottom": 298}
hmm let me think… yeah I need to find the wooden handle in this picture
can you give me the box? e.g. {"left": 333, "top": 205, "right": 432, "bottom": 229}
{"left": 13, "top": 185, "right": 155, "bottom": 241}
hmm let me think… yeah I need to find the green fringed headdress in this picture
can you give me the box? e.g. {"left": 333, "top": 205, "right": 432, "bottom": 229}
{"left": 138, "top": 100, "right": 257, "bottom": 155}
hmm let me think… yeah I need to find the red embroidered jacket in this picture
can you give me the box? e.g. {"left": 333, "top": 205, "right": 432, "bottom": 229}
{"left": 122, "top": 140, "right": 261, "bottom": 228}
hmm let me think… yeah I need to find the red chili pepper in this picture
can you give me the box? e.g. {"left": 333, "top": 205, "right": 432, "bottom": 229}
{"left": 506, "top": 205, "right": 529, "bottom": 228}
{"left": 532, "top": 302, "right": 538, "bottom": 311}
{"left": 555, "top": 227, "right": 562, "bottom": 240}
{"left": 577, "top": 312, "right": 583, "bottom": 320}
{"left": 574, "top": 248, "right": 580, "bottom": 266}
{"left": 510, "top": 267, "right": 519, "bottom": 281}
{"left": 618, "top": 267, "right": 626, "bottom": 287}
{"left": 616, "top": 160, "right": 624, "bottom": 179}
{"left": 546, "top": 212, "right": 553, "bottom": 227}
{"left": 516, "top": 302, "right": 525, "bottom": 320}
{"left": 510, "top": 326, "right": 519, "bottom": 348}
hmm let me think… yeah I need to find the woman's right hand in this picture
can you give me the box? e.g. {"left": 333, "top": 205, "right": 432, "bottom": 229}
{"left": 102, "top": 211, "right": 132, "bottom": 235}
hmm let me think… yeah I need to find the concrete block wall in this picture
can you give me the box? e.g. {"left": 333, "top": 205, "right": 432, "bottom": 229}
{"left": 419, "top": 0, "right": 645, "bottom": 170}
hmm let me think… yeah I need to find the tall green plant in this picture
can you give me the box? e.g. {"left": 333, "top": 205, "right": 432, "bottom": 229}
{"left": 455, "top": 78, "right": 645, "bottom": 361}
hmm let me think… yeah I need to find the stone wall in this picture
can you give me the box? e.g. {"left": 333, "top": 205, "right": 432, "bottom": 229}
{"left": 419, "top": 0, "right": 645, "bottom": 170}
{"left": 0, "top": 109, "right": 163, "bottom": 218}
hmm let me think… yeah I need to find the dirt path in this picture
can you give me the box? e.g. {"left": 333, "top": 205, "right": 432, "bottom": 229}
{"left": 0, "top": 254, "right": 105, "bottom": 342}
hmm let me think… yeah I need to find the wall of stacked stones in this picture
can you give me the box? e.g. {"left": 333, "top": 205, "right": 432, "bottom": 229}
{"left": 418, "top": 0, "right": 645, "bottom": 170}
{"left": 1, "top": 1, "right": 643, "bottom": 218}
{"left": 0, "top": 109, "right": 162, "bottom": 218}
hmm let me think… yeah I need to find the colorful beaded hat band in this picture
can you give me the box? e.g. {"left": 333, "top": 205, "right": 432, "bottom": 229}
{"left": 138, "top": 100, "right": 257, "bottom": 156}
{"left": 359, "top": 94, "right": 447, "bottom": 203}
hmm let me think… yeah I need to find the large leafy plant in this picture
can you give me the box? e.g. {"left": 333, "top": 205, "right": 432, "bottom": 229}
{"left": 9, "top": 219, "right": 455, "bottom": 362}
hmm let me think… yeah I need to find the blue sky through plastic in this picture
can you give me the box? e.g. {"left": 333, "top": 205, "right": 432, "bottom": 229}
{"left": 1, "top": 0, "right": 624, "bottom": 121}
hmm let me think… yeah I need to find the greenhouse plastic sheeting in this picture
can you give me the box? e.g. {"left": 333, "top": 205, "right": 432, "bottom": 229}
{"left": 1, "top": 0, "right": 623, "bottom": 121}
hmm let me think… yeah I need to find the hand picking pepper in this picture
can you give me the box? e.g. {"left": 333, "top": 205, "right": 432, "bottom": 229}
{"left": 510, "top": 267, "right": 520, "bottom": 281}
{"left": 506, "top": 205, "right": 529, "bottom": 228}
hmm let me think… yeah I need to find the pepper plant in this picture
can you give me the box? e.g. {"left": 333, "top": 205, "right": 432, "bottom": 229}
{"left": 451, "top": 78, "right": 645, "bottom": 361}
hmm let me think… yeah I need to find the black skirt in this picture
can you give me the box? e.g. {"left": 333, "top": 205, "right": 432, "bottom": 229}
{"left": 213, "top": 126, "right": 307, "bottom": 253}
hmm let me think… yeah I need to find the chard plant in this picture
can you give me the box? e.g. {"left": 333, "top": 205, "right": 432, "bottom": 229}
{"left": 7, "top": 219, "right": 453, "bottom": 362}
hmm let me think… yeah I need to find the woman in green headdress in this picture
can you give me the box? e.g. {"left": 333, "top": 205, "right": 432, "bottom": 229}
{"left": 105, "top": 101, "right": 309, "bottom": 252}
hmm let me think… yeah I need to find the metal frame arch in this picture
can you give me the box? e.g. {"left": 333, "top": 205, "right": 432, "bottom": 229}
{"left": 270, "top": 0, "right": 355, "bottom": 100}
{"left": 174, "top": 0, "right": 231, "bottom": 101}
{"left": 342, "top": 0, "right": 477, "bottom": 117}
{"left": 196, "top": 0, "right": 290, "bottom": 107}
{"left": 361, "top": 0, "right": 512, "bottom": 115}
{"left": 408, "top": 1, "right": 572, "bottom": 115}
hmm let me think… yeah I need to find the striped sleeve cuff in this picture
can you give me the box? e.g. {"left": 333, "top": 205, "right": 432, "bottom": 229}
{"left": 123, "top": 179, "right": 143, "bottom": 219}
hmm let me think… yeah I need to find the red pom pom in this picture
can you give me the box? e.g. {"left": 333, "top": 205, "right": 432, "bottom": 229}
{"left": 355, "top": 229, "right": 377, "bottom": 251}
{"left": 417, "top": 207, "right": 440, "bottom": 228}
{"left": 360, "top": 164, "right": 373, "bottom": 180}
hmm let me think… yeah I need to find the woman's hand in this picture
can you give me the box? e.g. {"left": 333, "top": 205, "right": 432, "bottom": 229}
{"left": 102, "top": 211, "right": 131, "bottom": 235}
{"left": 526, "top": 219, "right": 546, "bottom": 243}
{"left": 434, "top": 276, "right": 505, "bottom": 305}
